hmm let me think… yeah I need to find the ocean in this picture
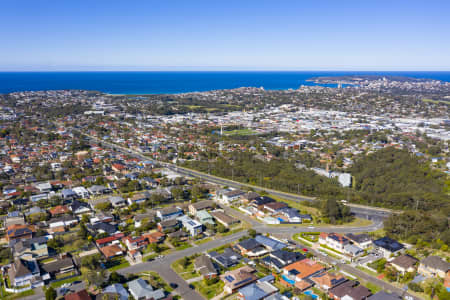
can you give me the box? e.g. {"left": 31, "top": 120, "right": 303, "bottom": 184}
{"left": 0, "top": 71, "right": 450, "bottom": 95}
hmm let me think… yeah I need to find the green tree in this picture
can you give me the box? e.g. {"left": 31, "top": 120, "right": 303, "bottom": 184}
{"left": 45, "top": 287, "right": 57, "bottom": 300}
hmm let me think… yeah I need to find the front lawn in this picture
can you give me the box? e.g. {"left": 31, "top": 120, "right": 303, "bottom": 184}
{"left": 50, "top": 275, "right": 82, "bottom": 288}
{"left": 192, "top": 279, "right": 224, "bottom": 299}
{"left": 105, "top": 257, "right": 130, "bottom": 271}
{"left": 171, "top": 258, "right": 200, "bottom": 280}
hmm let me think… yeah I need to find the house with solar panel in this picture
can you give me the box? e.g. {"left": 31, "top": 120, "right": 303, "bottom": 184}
{"left": 373, "top": 236, "right": 405, "bottom": 258}
{"left": 208, "top": 248, "right": 242, "bottom": 268}
{"left": 254, "top": 235, "right": 287, "bottom": 252}
{"left": 177, "top": 215, "right": 203, "bottom": 236}
{"left": 221, "top": 266, "right": 258, "bottom": 294}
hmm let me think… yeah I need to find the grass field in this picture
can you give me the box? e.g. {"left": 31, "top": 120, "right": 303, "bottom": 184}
{"left": 223, "top": 128, "right": 258, "bottom": 136}
{"left": 422, "top": 98, "right": 449, "bottom": 104}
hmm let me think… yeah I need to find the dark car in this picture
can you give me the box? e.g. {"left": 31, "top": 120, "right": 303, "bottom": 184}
{"left": 170, "top": 283, "right": 178, "bottom": 289}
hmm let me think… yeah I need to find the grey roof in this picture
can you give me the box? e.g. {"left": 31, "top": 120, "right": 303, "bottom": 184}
{"left": 41, "top": 257, "right": 74, "bottom": 273}
{"left": 88, "top": 185, "right": 109, "bottom": 193}
{"left": 103, "top": 284, "right": 129, "bottom": 300}
{"left": 158, "top": 206, "right": 182, "bottom": 215}
{"left": 109, "top": 196, "right": 125, "bottom": 204}
{"left": 194, "top": 254, "right": 217, "bottom": 276}
{"left": 254, "top": 235, "right": 286, "bottom": 251}
{"left": 14, "top": 236, "right": 47, "bottom": 253}
{"left": 344, "top": 244, "right": 364, "bottom": 255}
{"left": 368, "top": 291, "right": 401, "bottom": 300}
{"left": 11, "top": 258, "right": 32, "bottom": 278}
{"left": 128, "top": 278, "right": 165, "bottom": 300}
{"left": 346, "top": 233, "right": 372, "bottom": 244}
{"left": 238, "top": 238, "right": 262, "bottom": 251}
{"left": 420, "top": 255, "right": 450, "bottom": 272}
{"left": 191, "top": 200, "right": 214, "bottom": 211}
{"left": 208, "top": 248, "right": 242, "bottom": 268}
{"left": 373, "top": 236, "right": 404, "bottom": 252}
{"left": 238, "top": 282, "right": 270, "bottom": 300}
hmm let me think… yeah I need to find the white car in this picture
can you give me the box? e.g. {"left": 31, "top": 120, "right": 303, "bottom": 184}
{"left": 307, "top": 226, "right": 315, "bottom": 229}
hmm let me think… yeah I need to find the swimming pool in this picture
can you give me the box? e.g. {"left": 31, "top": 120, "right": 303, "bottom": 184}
{"left": 281, "top": 274, "right": 295, "bottom": 285}
{"left": 304, "top": 290, "right": 318, "bottom": 299}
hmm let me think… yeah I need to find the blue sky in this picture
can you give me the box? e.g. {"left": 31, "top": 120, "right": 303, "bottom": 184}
{"left": 1, "top": 0, "right": 449, "bottom": 70}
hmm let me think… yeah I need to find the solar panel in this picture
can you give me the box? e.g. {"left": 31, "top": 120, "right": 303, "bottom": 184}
{"left": 225, "top": 275, "right": 234, "bottom": 282}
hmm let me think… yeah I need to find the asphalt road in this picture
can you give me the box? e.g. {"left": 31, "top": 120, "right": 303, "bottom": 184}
{"left": 62, "top": 129, "right": 399, "bottom": 300}
{"left": 117, "top": 231, "right": 247, "bottom": 300}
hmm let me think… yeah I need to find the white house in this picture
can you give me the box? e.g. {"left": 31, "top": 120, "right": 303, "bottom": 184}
{"left": 72, "top": 186, "right": 90, "bottom": 199}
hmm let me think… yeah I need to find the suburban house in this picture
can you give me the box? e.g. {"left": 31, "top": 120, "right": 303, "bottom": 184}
{"left": 103, "top": 283, "right": 129, "bottom": 300}
{"left": 194, "top": 254, "right": 218, "bottom": 279}
{"left": 254, "top": 235, "right": 287, "bottom": 252}
{"left": 189, "top": 200, "right": 214, "bottom": 215}
{"left": 109, "top": 196, "right": 126, "bottom": 208}
{"left": 128, "top": 278, "right": 165, "bottom": 300}
{"left": 328, "top": 280, "right": 371, "bottom": 300}
{"left": 177, "top": 215, "right": 203, "bottom": 236}
{"left": 41, "top": 256, "right": 77, "bottom": 282}
{"left": 210, "top": 210, "right": 238, "bottom": 227}
{"left": 8, "top": 258, "right": 43, "bottom": 289}
{"left": 127, "top": 192, "right": 149, "bottom": 205}
{"left": 100, "top": 244, "right": 124, "bottom": 260}
{"left": 123, "top": 236, "right": 149, "bottom": 251}
{"left": 262, "top": 249, "right": 305, "bottom": 273}
{"left": 142, "top": 231, "right": 165, "bottom": 244}
{"left": 72, "top": 186, "right": 90, "bottom": 199}
{"left": 208, "top": 248, "right": 242, "bottom": 268}
{"left": 319, "top": 232, "right": 350, "bottom": 253}
{"left": 263, "top": 202, "right": 288, "bottom": 213}
{"left": 157, "top": 219, "right": 181, "bottom": 233}
{"left": 87, "top": 222, "right": 118, "bottom": 236}
{"left": 5, "top": 211, "right": 25, "bottom": 227}
{"left": 345, "top": 233, "right": 373, "bottom": 249}
{"left": 87, "top": 185, "right": 110, "bottom": 196}
{"left": 372, "top": 237, "right": 404, "bottom": 258}
{"left": 221, "top": 266, "right": 258, "bottom": 294}
{"left": 6, "top": 224, "right": 36, "bottom": 243}
{"left": 343, "top": 244, "right": 364, "bottom": 257}
{"left": 235, "top": 238, "right": 268, "bottom": 257}
{"left": 48, "top": 215, "right": 78, "bottom": 232}
{"left": 96, "top": 233, "right": 125, "bottom": 248}
{"left": 49, "top": 205, "right": 70, "bottom": 217}
{"left": 156, "top": 206, "right": 183, "bottom": 221}
{"left": 219, "top": 189, "right": 245, "bottom": 204}
{"left": 61, "top": 189, "right": 78, "bottom": 200}
{"left": 279, "top": 208, "right": 309, "bottom": 223}
{"left": 35, "top": 182, "right": 52, "bottom": 193}
{"left": 13, "top": 236, "right": 49, "bottom": 259}
{"left": 69, "top": 200, "right": 91, "bottom": 215}
{"left": 311, "top": 272, "right": 348, "bottom": 291}
{"left": 418, "top": 256, "right": 450, "bottom": 278}
{"left": 30, "top": 193, "right": 48, "bottom": 203}
{"left": 282, "top": 259, "right": 326, "bottom": 291}
{"left": 250, "top": 196, "right": 275, "bottom": 208}
{"left": 241, "top": 192, "right": 260, "bottom": 204}
{"left": 196, "top": 210, "right": 215, "bottom": 225}
{"left": 390, "top": 255, "right": 418, "bottom": 274}
{"left": 238, "top": 280, "right": 279, "bottom": 300}
{"left": 64, "top": 290, "right": 92, "bottom": 300}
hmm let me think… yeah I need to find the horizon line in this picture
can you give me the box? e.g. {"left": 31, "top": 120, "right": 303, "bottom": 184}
{"left": 1, "top": 69, "right": 450, "bottom": 72}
